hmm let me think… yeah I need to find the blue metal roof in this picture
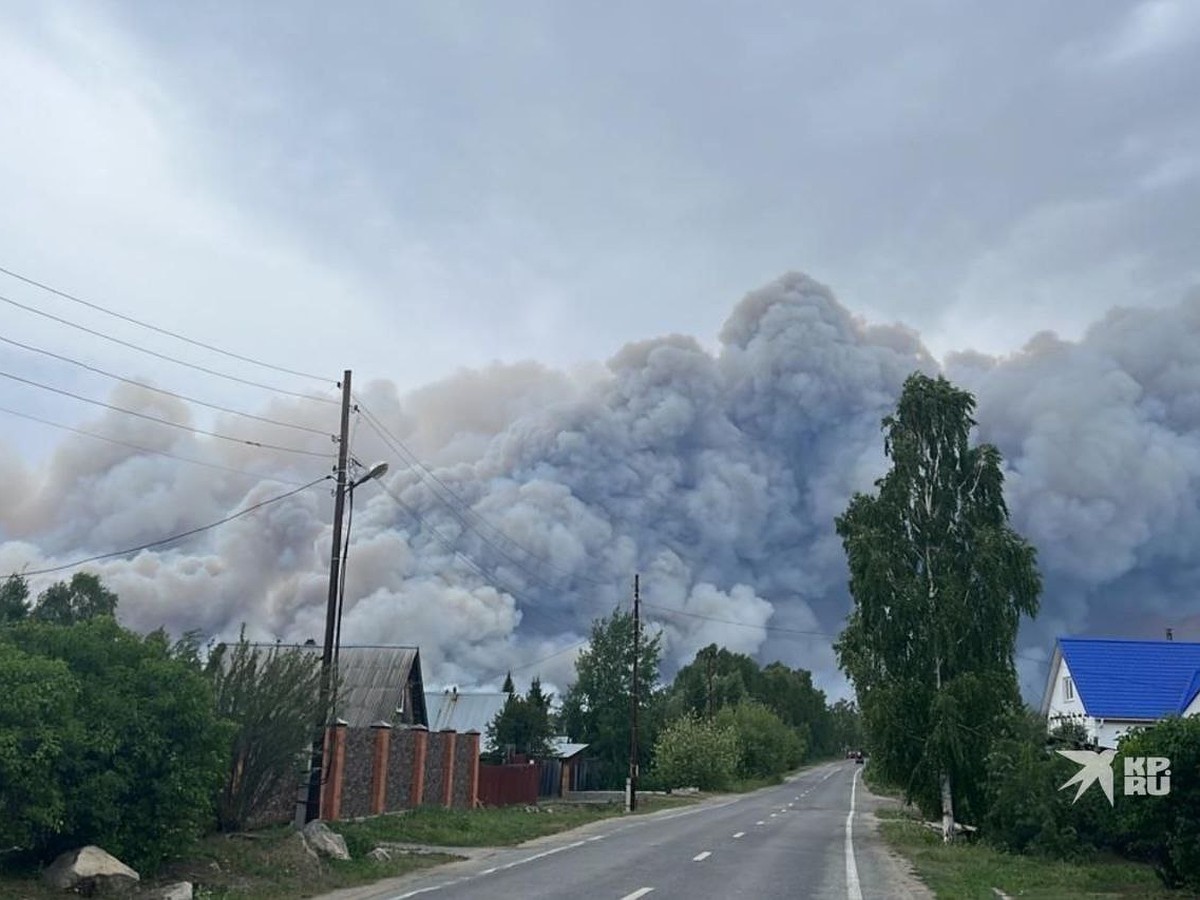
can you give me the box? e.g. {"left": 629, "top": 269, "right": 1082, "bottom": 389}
{"left": 1059, "top": 638, "right": 1200, "bottom": 719}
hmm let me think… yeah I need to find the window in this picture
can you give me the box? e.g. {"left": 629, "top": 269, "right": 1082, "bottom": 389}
{"left": 1063, "top": 675, "right": 1074, "bottom": 701}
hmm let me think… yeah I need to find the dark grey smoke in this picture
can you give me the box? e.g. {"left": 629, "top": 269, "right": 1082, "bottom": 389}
{"left": 4, "top": 273, "right": 1198, "bottom": 700}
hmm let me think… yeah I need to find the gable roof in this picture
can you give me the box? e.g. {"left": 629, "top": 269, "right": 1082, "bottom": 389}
{"left": 245, "top": 643, "right": 428, "bottom": 728}
{"left": 424, "top": 690, "right": 508, "bottom": 735}
{"left": 1056, "top": 637, "right": 1200, "bottom": 720}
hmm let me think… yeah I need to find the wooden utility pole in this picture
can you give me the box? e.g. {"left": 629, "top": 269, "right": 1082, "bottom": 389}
{"left": 301, "top": 369, "right": 352, "bottom": 824}
{"left": 628, "top": 573, "right": 640, "bottom": 812}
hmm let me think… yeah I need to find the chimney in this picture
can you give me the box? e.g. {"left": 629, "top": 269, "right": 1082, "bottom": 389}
{"left": 1166, "top": 628, "right": 1174, "bottom": 641}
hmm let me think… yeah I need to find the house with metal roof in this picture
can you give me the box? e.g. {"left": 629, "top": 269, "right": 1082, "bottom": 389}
{"left": 424, "top": 688, "right": 509, "bottom": 750}
{"left": 1041, "top": 637, "right": 1200, "bottom": 748}
{"left": 247, "top": 643, "right": 428, "bottom": 728}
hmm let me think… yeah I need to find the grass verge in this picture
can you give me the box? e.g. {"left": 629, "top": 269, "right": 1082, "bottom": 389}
{"left": 334, "top": 794, "right": 696, "bottom": 851}
{"left": 0, "top": 828, "right": 456, "bottom": 900}
{"left": 876, "top": 808, "right": 1176, "bottom": 899}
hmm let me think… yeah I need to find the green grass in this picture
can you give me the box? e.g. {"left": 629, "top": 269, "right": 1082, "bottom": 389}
{"left": 335, "top": 795, "right": 696, "bottom": 851}
{"left": 0, "top": 829, "right": 456, "bottom": 900}
{"left": 877, "top": 810, "right": 1178, "bottom": 899}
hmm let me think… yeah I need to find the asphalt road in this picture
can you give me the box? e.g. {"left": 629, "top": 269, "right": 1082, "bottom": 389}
{"left": 320, "top": 761, "right": 931, "bottom": 900}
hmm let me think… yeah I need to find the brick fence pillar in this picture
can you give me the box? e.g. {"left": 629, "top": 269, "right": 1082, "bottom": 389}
{"left": 441, "top": 730, "right": 457, "bottom": 807}
{"left": 464, "top": 731, "right": 481, "bottom": 808}
{"left": 410, "top": 726, "right": 428, "bottom": 808}
{"left": 321, "top": 720, "right": 349, "bottom": 820}
{"left": 370, "top": 722, "right": 392, "bottom": 815}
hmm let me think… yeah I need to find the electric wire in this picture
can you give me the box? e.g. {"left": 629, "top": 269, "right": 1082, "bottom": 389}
{"left": 641, "top": 600, "right": 840, "bottom": 638}
{"left": 0, "top": 291, "right": 338, "bottom": 403}
{"left": 0, "top": 403, "right": 310, "bottom": 486}
{"left": 358, "top": 403, "right": 609, "bottom": 591}
{"left": 0, "top": 263, "right": 330, "bottom": 381}
{"left": 477, "top": 638, "right": 592, "bottom": 684}
{"left": 0, "top": 367, "right": 333, "bottom": 458}
{"left": 12, "top": 475, "right": 331, "bottom": 577}
{"left": 0, "top": 333, "right": 333, "bottom": 436}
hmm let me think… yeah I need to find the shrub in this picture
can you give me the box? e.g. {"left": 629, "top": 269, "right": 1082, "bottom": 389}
{"left": 651, "top": 712, "right": 739, "bottom": 791}
{"left": 205, "top": 630, "right": 325, "bottom": 831}
{"left": 715, "top": 700, "right": 804, "bottom": 779}
{"left": 1114, "top": 716, "right": 1200, "bottom": 891}
{"left": 1, "top": 618, "right": 233, "bottom": 871}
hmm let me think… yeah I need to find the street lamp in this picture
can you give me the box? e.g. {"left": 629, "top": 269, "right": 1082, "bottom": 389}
{"left": 302, "top": 457, "right": 389, "bottom": 823}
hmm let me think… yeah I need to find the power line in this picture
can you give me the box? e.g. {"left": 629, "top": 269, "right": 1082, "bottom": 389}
{"left": 641, "top": 600, "right": 840, "bottom": 638}
{"left": 0, "top": 367, "right": 332, "bottom": 458}
{"left": 358, "top": 403, "right": 610, "bottom": 590}
{"left": 0, "top": 263, "right": 330, "bottom": 381}
{"left": 0, "top": 403, "right": 310, "bottom": 486}
{"left": 477, "top": 638, "right": 592, "bottom": 685}
{"left": 374, "top": 479, "right": 563, "bottom": 616}
{"left": 12, "top": 475, "right": 331, "bottom": 577}
{"left": 0, "top": 333, "right": 332, "bottom": 436}
{"left": 0, "top": 291, "right": 338, "bottom": 403}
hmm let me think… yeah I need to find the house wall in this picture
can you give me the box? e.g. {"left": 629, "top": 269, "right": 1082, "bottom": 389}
{"left": 1045, "top": 658, "right": 1087, "bottom": 725}
{"left": 1184, "top": 693, "right": 1200, "bottom": 718}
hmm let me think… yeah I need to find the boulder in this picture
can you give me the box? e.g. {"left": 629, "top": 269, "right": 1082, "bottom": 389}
{"left": 42, "top": 846, "right": 140, "bottom": 894}
{"left": 142, "top": 883, "right": 193, "bottom": 900}
{"left": 302, "top": 821, "right": 350, "bottom": 861}
{"left": 367, "top": 847, "right": 391, "bottom": 862}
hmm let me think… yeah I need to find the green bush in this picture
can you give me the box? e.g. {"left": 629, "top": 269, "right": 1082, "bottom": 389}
{"left": 982, "top": 712, "right": 1117, "bottom": 857}
{"left": 1114, "top": 716, "right": 1200, "bottom": 891}
{"left": 1, "top": 617, "right": 233, "bottom": 871}
{"left": 715, "top": 700, "right": 804, "bottom": 779}
{"left": 206, "top": 630, "right": 325, "bottom": 831}
{"left": 0, "top": 647, "right": 77, "bottom": 850}
{"left": 651, "top": 712, "right": 739, "bottom": 791}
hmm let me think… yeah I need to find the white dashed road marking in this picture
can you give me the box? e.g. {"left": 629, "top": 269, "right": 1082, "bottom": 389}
{"left": 756, "top": 820, "right": 766, "bottom": 826}
{"left": 621, "top": 889, "right": 655, "bottom": 900}
{"left": 733, "top": 831, "right": 745, "bottom": 838}
{"left": 693, "top": 851, "right": 712, "bottom": 862}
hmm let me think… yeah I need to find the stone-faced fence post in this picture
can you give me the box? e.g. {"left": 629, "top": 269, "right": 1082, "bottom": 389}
{"left": 441, "top": 730, "right": 457, "bottom": 808}
{"left": 409, "top": 725, "right": 428, "bottom": 808}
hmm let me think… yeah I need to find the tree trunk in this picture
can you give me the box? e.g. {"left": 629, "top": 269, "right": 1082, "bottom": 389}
{"left": 940, "top": 771, "right": 955, "bottom": 843}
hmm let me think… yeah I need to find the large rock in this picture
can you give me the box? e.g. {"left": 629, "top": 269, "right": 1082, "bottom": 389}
{"left": 302, "top": 821, "right": 350, "bottom": 861}
{"left": 142, "top": 883, "right": 193, "bottom": 900}
{"left": 42, "top": 846, "right": 140, "bottom": 894}
{"left": 367, "top": 847, "right": 391, "bottom": 862}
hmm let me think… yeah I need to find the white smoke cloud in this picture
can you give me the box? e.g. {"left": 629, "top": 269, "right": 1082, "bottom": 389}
{"left": 7, "top": 272, "right": 1200, "bottom": 701}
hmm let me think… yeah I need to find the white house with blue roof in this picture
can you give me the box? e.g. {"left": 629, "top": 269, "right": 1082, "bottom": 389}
{"left": 1041, "top": 637, "right": 1200, "bottom": 748}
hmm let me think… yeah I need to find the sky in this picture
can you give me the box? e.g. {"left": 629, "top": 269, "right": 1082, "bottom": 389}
{"left": 1, "top": 1, "right": 1199, "bottom": 701}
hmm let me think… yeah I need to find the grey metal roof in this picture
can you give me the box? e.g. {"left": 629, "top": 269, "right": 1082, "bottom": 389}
{"left": 245, "top": 643, "right": 427, "bottom": 728}
{"left": 550, "top": 737, "right": 590, "bottom": 760}
{"left": 424, "top": 690, "right": 508, "bottom": 735}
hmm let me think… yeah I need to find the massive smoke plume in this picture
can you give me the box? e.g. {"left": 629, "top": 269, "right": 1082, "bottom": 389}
{"left": 3, "top": 272, "right": 1199, "bottom": 699}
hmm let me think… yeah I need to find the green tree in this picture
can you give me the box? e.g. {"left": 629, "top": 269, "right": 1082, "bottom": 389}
{"left": 0, "top": 646, "right": 76, "bottom": 851}
{"left": 1115, "top": 716, "right": 1200, "bottom": 890}
{"left": 1, "top": 617, "right": 232, "bottom": 870}
{"left": 205, "top": 630, "right": 326, "bottom": 832}
{"left": 651, "top": 712, "right": 739, "bottom": 790}
{"left": 715, "top": 700, "right": 804, "bottom": 779}
{"left": 560, "top": 609, "right": 662, "bottom": 788}
{"left": 0, "top": 574, "right": 30, "bottom": 624}
{"left": 826, "top": 699, "right": 864, "bottom": 754}
{"left": 485, "top": 677, "right": 556, "bottom": 761}
{"left": 29, "top": 572, "right": 118, "bottom": 625}
{"left": 502, "top": 670, "right": 515, "bottom": 694}
{"left": 835, "top": 373, "right": 1041, "bottom": 841}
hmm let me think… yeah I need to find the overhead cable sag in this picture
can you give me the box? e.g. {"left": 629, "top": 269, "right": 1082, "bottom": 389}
{"left": 0, "top": 403, "right": 310, "bottom": 486}
{"left": 12, "top": 475, "right": 331, "bottom": 577}
{"left": 0, "top": 291, "right": 337, "bottom": 403}
{"left": 356, "top": 400, "right": 611, "bottom": 589}
{"left": 0, "top": 334, "right": 333, "bottom": 436}
{"left": 0, "top": 263, "right": 331, "bottom": 382}
{"left": 0, "top": 368, "right": 332, "bottom": 458}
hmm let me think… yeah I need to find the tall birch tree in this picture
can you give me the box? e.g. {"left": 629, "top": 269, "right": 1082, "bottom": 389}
{"left": 835, "top": 373, "right": 1041, "bottom": 840}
